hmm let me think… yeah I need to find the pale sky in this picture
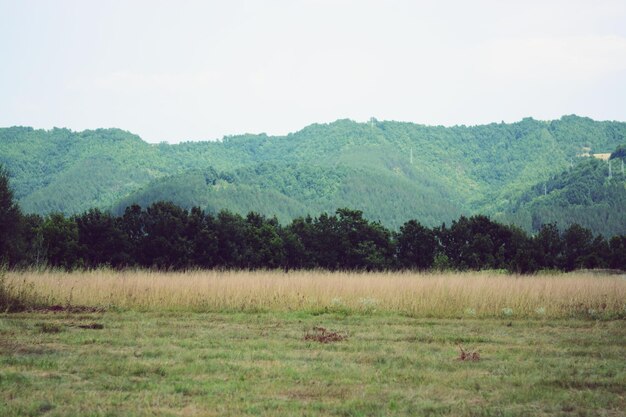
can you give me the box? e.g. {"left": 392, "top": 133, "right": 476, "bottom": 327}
{"left": 1, "top": 0, "right": 626, "bottom": 143}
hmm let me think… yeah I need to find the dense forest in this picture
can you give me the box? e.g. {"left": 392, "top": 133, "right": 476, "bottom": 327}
{"left": 1, "top": 166, "right": 624, "bottom": 273}
{"left": 1, "top": 115, "right": 625, "bottom": 236}
{"left": 497, "top": 153, "right": 626, "bottom": 236}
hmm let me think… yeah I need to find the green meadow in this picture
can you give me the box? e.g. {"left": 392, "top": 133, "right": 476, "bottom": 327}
{"left": 2, "top": 270, "right": 625, "bottom": 416}
{"left": 2, "top": 310, "right": 625, "bottom": 417}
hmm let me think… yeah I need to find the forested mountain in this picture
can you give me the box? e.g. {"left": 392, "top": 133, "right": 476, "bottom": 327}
{"left": 0, "top": 127, "right": 170, "bottom": 214}
{"left": 497, "top": 151, "right": 626, "bottom": 237}
{"left": 1, "top": 115, "right": 625, "bottom": 234}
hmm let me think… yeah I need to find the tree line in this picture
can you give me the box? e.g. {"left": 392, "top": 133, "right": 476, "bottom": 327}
{"left": 1, "top": 167, "right": 624, "bottom": 272}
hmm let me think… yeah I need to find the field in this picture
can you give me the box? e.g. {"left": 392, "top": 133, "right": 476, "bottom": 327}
{"left": 1, "top": 270, "right": 625, "bottom": 416}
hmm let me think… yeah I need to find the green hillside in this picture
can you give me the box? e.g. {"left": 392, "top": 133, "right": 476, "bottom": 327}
{"left": 0, "top": 127, "right": 170, "bottom": 213}
{"left": 1, "top": 115, "right": 625, "bottom": 232}
{"left": 111, "top": 163, "right": 463, "bottom": 227}
{"left": 497, "top": 152, "right": 626, "bottom": 237}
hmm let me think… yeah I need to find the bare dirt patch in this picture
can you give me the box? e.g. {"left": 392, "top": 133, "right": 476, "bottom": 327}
{"left": 75, "top": 323, "right": 104, "bottom": 330}
{"left": 304, "top": 326, "right": 347, "bottom": 343}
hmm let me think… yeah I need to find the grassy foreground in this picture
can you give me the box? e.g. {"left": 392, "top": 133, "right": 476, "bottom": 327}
{"left": 1, "top": 311, "right": 625, "bottom": 416}
{"left": 1, "top": 271, "right": 625, "bottom": 416}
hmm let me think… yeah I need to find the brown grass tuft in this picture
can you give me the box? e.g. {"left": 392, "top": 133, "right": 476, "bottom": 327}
{"left": 304, "top": 326, "right": 347, "bottom": 343}
{"left": 458, "top": 345, "right": 480, "bottom": 361}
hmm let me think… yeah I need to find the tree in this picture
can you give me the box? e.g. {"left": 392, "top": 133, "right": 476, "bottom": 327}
{"left": 610, "top": 144, "right": 626, "bottom": 160}
{"left": 608, "top": 235, "right": 626, "bottom": 270}
{"left": 215, "top": 210, "right": 248, "bottom": 268}
{"left": 186, "top": 207, "right": 219, "bottom": 269}
{"left": 313, "top": 212, "right": 343, "bottom": 269}
{"left": 243, "top": 212, "right": 285, "bottom": 269}
{"left": 284, "top": 216, "right": 315, "bottom": 269}
{"left": 41, "top": 213, "right": 81, "bottom": 269}
{"left": 396, "top": 220, "right": 437, "bottom": 270}
{"left": 278, "top": 227, "right": 306, "bottom": 271}
{"left": 76, "top": 208, "right": 131, "bottom": 268}
{"left": 436, "top": 215, "right": 531, "bottom": 271}
{"left": 120, "top": 204, "right": 146, "bottom": 262}
{"left": 19, "top": 214, "right": 45, "bottom": 267}
{"left": 331, "top": 209, "right": 394, "bottom": 270}
{"left": 0, "top": 165, "right": 22, "bottom": 265}
{"left": 141, "top": 202, "right": 192, "bottom": 269}
{"left": 533, "top": 223, "right": 562, "bottom": 269}
{"left": 561, "top": 224, "right": 594, "bottom": 271}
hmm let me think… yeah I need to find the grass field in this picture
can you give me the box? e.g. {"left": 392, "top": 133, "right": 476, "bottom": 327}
{"left": 3, "top": 270, "right": 626, "bottom": 318}
{"left": 1, "top": 270, "right": 625, "bottom": 416}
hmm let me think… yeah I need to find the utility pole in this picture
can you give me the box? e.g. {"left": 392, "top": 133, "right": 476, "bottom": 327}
{"left": 621, "top": 159, "right": 624, "bottom": 175}
{"left": 543, "top": 183, "right": 547, "bottom": 196}
{"left": 410, "top": 148, "right": 413, "bottom": 164}
{"left": 608, "top": 159, "right": 612, "bottom": 179}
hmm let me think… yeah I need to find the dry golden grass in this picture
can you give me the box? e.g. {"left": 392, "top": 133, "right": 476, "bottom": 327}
{"left": 4, "top": 269, "right": 626, "bottom": 318}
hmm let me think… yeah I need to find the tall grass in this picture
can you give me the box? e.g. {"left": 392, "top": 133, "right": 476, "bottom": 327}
{"left": 3, "top": 269, "right": 625, "bottom": 318}
{"left": 0, "top": 268, "right": 49, "bottom": 312}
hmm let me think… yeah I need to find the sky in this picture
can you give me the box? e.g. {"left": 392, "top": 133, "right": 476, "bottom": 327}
{"left": 1, "top": 0, "right": 626, "bottom": 143}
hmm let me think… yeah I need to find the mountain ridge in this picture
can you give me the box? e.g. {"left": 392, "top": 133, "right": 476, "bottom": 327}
{"left": 1, "top": 115, "right": 625, "bottom": 234}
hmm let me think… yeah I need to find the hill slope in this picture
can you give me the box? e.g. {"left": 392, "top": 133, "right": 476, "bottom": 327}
{"left": 1, "top": 115, "right": 625, "bottom": 232}
{"left": 110, "top": 163, "right": 463, "bottom": 227}
{"left": 497, "top": 155, "right": 626, "bottom": 237}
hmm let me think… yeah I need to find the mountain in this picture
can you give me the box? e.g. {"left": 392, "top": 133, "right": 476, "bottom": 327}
{"left": 496, "top": 154, "right": 626, "bottom": 237}
{"left": 0, "top": 127, "right": 170, "bottom": 214}
{"left": 1, "top": 115, "right": 625, "bottom": 233}
{"left": 109, "top": 163, "right": 462, "bottom": 227}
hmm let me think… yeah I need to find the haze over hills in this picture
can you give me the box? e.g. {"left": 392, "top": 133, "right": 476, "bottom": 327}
{"left": 1, "top": 115, "right": 625, "bottom": 235}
